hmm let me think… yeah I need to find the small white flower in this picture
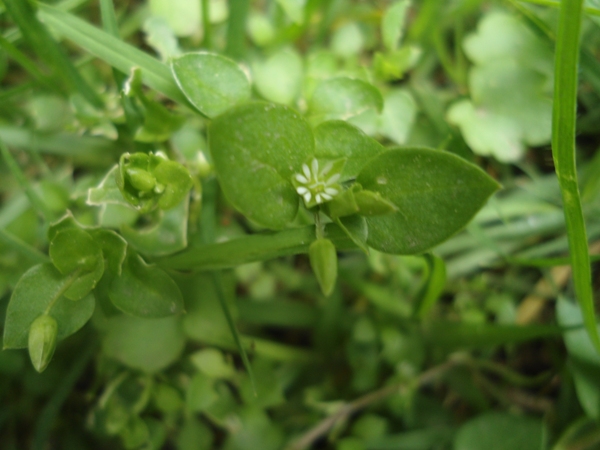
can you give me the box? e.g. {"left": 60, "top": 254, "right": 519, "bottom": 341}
{"left": 292, "top": 158, "right": 342, "bottom": 207}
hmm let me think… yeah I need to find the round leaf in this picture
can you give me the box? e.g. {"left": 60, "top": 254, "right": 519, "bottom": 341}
{"left": 357, "top": 148, "right": 500, "bottom": 254}
{"left": 309, "top": 77, "right": 383, "bottom": 123}
{"left": 3, "top": 263, "right": 95, "bottom": 349}
{"left": 49, "top": 228, "right": 103, "bottom": 274}
{"left": 171, "top": 52, "right": 251, "bottom": 118}
{"left": 109, "top": 251, "right": 184, "bottom": 317}
{"left": 209, "top": 102, "right": 314, "bottom": 229}
{"left": 101, "top": 315, "right": 185, "bottom": 373}
{"left": 314, "top": 120, "right": 385, "bottom": 181}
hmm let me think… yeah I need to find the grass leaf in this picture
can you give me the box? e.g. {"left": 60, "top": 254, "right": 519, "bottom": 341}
{"left": 551, "top": 0, "right": 600, "bottom": 351}
{"left": 37, "top": 3, "right": 189, "bottom": 106}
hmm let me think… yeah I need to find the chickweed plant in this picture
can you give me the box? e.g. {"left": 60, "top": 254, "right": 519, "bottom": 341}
{"left": 1, "top": 0, "right": 600, "bottom": 449}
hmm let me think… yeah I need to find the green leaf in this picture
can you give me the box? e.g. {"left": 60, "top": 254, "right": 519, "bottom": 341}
{"left": 209, "top": 102, "right": 313, "bottom": 229}
{"left": 3, "top": 263, "right": 95, "bottom": 349}
{"left": 37, "top": 4, "right": 189, "bottom": 106}
{"left": 336, "top": 215, "right": 369, "bottom": 254}
{"left": 171, "top": 52, "right": 251, "bottom": 118}
{"left": 252, "top": 47, "right": 303, "bottom": 105}
{"left": 309, "top": 77, "right": 384, "bottom": 123}
{"left": 109, "top": 250, "right": 184, "bottom": 317}
{"left": 101, "top": 315, "right": 185, "bottom": 373}
{"left": 382, "top": 1, "right": 411, "bottom": 51}
{"left": 356, "top": 148, "right": 500, "bottom": 254}
{"left": 49, "top": 227, "right": 105, "bottom": 301}
{"left": 447, "top": 11, "right": 553, "bottom": 162}
{"left": 49, "top": 228, "right": 103, "bottom": 274}
{"left": 149, "top": 0, "right": 200, "bottom": 37}
{"left": 153, "top": 160, "right": 193, "bottom": 210}
{"left": 551, "top": 0, "right": 600, "bottom": 352}
{"left": 454, "top": 412, "right": 544, "bottom": 450}
{"left": 63, "top": 256, "right": 104, "bottom": 301}
{"left": 276, "top": 0, "right": 306, "bottom": 24}
{"left": 314, "top": 120, "right": 385, "bottom": 181}
{"left": 88, "top": 229, "right": 128, "bottom": 277}
{"left": 121, "top": 198, "right": 188, "bottom": 256}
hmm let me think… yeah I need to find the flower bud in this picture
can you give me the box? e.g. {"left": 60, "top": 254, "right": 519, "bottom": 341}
{"left": 28, "top": 315, "right": 58, "bottom": 373}
{"left": 309, "top": 238, "right": 338, "bottom": 297}
{"left": 354, "top": 190, "right": 398, "bottom": 216}
{"left": 125, "top": 168, "right": 156, "bottom": 192}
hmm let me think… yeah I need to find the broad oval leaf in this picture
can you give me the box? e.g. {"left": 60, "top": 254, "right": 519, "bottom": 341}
{"left": 3, "top": 263, "right": 95, "bottom": 349}
{"left": 171, "top": 52, "right": 251, "bottom": 118}
{"left": 314, "top": 120, "right": 385, "bottom": 181}
{"left": 101, "top": 315, "right": 185, "bottom": 373}
{"left": 308, "top": 77, "right": 383, "bottom": 123}
{"left": 109, "top": 251, "right": 184, "bottom": 317}
{"left": 49, "top": 228, "right": 102, "bottom": 274}
{"left": 356, "top": 148, "right": 500, "bottom": 254}
{"left": 209, "top": 102, "right": 314, "bottom": 229}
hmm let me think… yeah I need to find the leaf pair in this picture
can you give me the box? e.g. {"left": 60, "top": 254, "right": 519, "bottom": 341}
{"left": 209, "top": 102, "right": 500, "bottom": 255}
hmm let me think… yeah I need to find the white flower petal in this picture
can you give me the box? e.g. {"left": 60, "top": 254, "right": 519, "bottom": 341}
{"left": 295, "top": 174, "right": 308, "bottom": 183}
{"left": 315, "top": 193, "right": 322, "bottom": 203}
{"left": 311, "top": 159, "right": 319, "bottom": 176}
{"left": 321, "top": 193, "right": 332, "bottom": 201}
{"left": 302, "top": 164, "right": 311, "bottom": 179}
{"left": 303, "top": 192, "right": 311, "bottom": 202}
{"left": 324, "top": 187, "right": 338, "bottom": 196}
{"left": 326, "top": 173, "right": 341, "bottom": 185}
{"left": 296, "top": 187, "right": 308, "bottom": 194}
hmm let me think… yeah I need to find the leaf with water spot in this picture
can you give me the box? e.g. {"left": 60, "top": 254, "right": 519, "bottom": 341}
{"left": 356, "top": 148, "right": 500, "bottom": 254}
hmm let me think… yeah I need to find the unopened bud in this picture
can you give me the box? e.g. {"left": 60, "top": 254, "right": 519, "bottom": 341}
{"left": 309, "top": 238, "right": 338, "bottom": 297}
{"left": 28, "top": 315, "right": 58, "bottom": 373}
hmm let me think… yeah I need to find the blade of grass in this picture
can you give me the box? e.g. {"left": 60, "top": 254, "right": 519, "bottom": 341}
{"left": 517, "top": 0, "right": 600, "bottom": 17}
{"left": 0, "top": 35, "right": 56, "bottom": 92}
{"left": 36, "top": 3, "right": 189, "bottom": 106}
{"left": 210, "top": 272, "right": 257, "bottom": 394}
{"left": 0, "top": 139, "right": 53, "bottom": 220}
{"left": 3, "top": 0, "right": 102, "bottom": 107}
{"left": 200, "top": 179, "right": 257, "bottom": 395}
{"left": 551, "top": 0, "right": 600, "bottom": 351}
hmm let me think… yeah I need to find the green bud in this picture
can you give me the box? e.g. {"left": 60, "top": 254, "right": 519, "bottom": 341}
{"left": 126, "top": 168, "right": 156, "bottom": 192}
{"left": 309, "top": 238, "right": 338, "bottom": 297}
{"left": 355, "top": 190, "right": 398, "bottom": 216}
{"left": 28, "top": 315, "right": 58, "bottom": 373}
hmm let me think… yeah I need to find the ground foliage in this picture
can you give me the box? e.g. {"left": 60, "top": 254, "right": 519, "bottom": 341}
{"left": 1, "top": 0, "right": 600, "bottom": 449}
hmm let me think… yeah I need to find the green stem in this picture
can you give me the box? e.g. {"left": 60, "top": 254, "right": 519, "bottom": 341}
{"left": 156, "top": 223, "right": 355, "bottom": 271}
{"left": 225, "top": 0, "right": 249, "bottom": 59}
{"left": 201, "top": 0, "right": 212, "bottom": 49}
{"left": 551, "top": 0, "right": 600, "bottom": 350}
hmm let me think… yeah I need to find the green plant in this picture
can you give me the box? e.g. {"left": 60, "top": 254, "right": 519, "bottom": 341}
{"left": 1, "top": 0, "right": 600, "bottom": 449}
